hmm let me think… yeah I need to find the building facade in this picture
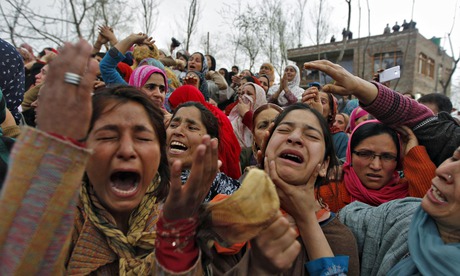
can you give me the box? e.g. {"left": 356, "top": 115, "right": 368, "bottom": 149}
{"left": 287, "top": 28, "right": 455, "bottom": 97}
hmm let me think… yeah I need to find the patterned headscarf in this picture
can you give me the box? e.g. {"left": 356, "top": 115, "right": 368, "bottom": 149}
{"left": 69, "top": 176, "right": 160, "bottom": 274}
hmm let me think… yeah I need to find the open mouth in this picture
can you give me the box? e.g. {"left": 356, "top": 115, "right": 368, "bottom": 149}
{"left": 110, "top": 171, "right": 140, "bottom": 196}
{"left": 431, "top": 185, "right": 447, "bottom": 203}
{"left": 366, "top": 173, "right": 382, "bottom": 179}
{"left": 279, "top": 153, "right": 304, "bottom": 164}
{"left": 170, "top": 141, "right": 188, "bottom": 153}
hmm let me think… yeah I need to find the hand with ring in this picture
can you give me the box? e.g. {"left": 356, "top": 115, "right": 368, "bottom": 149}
{"left": 36, "top": 39, "right": 99, "bottom": 141}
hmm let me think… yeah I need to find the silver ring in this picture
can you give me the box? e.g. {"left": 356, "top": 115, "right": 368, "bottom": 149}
{"left": 448, "top": 174, "right": 453, "bottom": 181}
{"left": 64, "top": 72, "right": 82, "bottom": 86}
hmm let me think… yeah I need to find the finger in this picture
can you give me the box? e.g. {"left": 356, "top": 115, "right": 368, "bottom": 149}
{"left": 256, "top": 214, "right": 290, "bottom": 244}
{"left": 186, "top": 135, "right": 210, "bottom": 192}
{"left": 79, "top": 58, "right": 98, "bottom": 100}
{"left": 321, "top": 84, "right": 349, "bottom": 95}
{"left": 168, "top": 159, "right": 184, "bottom": 201}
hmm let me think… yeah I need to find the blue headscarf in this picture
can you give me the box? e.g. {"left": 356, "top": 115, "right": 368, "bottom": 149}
{"left": 388, "top": 206, "right": 460, "bottom": 275}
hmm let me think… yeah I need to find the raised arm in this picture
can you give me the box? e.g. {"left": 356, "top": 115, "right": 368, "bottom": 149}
{"left": 0, "top": 39, "right": 97, "bottom": 275}
{"left": 304, "top": 60, "right": 458, "bottom": 166}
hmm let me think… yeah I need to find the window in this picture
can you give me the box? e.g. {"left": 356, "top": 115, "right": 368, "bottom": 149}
{"left": 373, "top": 52, "right": 403, "bottom": 74}
{"left": 418, "top": 52, "right": 435, "bottom": 78}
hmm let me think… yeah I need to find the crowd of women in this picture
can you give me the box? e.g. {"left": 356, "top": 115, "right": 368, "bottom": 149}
{"left": 0, "top": 26, "right": 459, "bottom": 275}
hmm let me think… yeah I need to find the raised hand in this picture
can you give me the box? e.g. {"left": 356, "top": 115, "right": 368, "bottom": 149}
{"left": 396, "top": 125, "right": 419, "bottom": 156}
{"left": 301, "top": 86, "right": 323, "bottom": 114}
{"left": 250, "top": 212, "right": 301, "bottom": 274}
{"left": 265, "top": 158, "right": 323, "bottom": 222}
{"left": 304, "top": 60, "right": 378, "bottom": 105}
{"left": 36, "top": 39, "right": 98, "bottom": 141}
{"left": 163, "top": 135, "right": 219, "bottom": 221}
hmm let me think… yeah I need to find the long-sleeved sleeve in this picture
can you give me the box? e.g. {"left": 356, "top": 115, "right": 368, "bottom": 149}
{"left": 403, "top": 145, "right": 436, "bottom": 198}
{"left": 362, "top": 82, "right": 433, "bottom": 128}
{"left": 0, "top": 127, "right": 90, "bottom": 275}
{"left": 362, "top": 82, "right": 460, "bottom": 166}
{"left": 339, "top": 198, "right": 421, "bottom": 276}
{"left": 99, "top": 47, "right": 128, "bottom": 86}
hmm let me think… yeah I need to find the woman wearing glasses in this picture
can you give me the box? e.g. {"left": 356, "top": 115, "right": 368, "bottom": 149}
{"left": 319, "top": 120, "right": 436, "bottom": 212}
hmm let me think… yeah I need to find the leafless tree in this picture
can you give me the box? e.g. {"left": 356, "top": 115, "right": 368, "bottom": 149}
{"left": 307, "top": 0, "right": 332, "bottom": 48}
{"left": 0, "top": 0, "right": 129, "bottom": 49}
{"left": 184, "top": 0, "right": 200, "bottom": 52}
{"left": 337, "top": 0, "right": 351, "bottom": 63}
{"left": 139, "top": 0, "right": 159, "bottom": 35}
{"left": 234, "top": 7, "right": 263, "bottom": 71}
{"left": 293, "top": 0, "right": 308, "bottom": 48}
{"left": 439, "top": 33, "right": 460, "bottom": 95}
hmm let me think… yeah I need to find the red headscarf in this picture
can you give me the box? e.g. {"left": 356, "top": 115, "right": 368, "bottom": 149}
{"left": 342, "top": 120, "right": 407, "bottom": 206}
{"left": 169, "top": 85, "right": 242, "bottom": 179}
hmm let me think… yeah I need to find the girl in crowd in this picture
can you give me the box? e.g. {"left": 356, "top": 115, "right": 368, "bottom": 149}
{"left": 240, "top": 103, "right": 283, "bottom": 172}
{"left": 319, "top": 120, "right": 435, "bottom": 212}
{"left": 258, "top": 62, "right": 276, "bottom": 86}
{"left": 257, "top": 74, "right": 271, "bottom": 94}
{"left": 333, "top": 113, "right": 350, "bottom": 133}
{"left": 228, "top": 82, "right": 267, "bottom": 148}
{"left": 168, "top": 85, "right": 242, "bottom": 179}
{"left": 0, "top": 40, "right": 218, "bottom": 274}
{"left": 340, "top": 145, "right": 460, "bottom": 275}
{"left": 267, "top": 64, "right": 304, "bottom": 107}
{"left": 347, "top": 106, "right": 369, "bottom": 133}
{"left": 166, "top": 101, "right": 240, "bottom": 202}
{"left": 183, "top": 70, "right": 209, "bottom": 100}
{"left": 212, "top": 103, "right": 359, "bottom": 275}
{"left": 187, "top": 52, "right": 228, "bottom": 102}
{"left": 302, "top": 86, "right": 349, "bottom": 161}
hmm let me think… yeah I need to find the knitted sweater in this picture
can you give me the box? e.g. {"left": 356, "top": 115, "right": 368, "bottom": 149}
{"left": 0, "top": 127, "right": 202, "bottom": 275}
{"left": 319, "top": 145, "right": 435, "bottom": 212}
{"left": 339, "top": 197, "right": 421, "bottom": 276}
{"left": 364, "top": 82, "right": 459, "bottom": 166}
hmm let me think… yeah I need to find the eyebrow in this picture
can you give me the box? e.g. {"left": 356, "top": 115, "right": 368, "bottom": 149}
{"left": 279, "top": 121, "right": 323, "bottom": 136}
{"left": 94, "top": 124, "right": 154, "bottom": 133}
{"left": 171, "top": 116, "right": 200, "bottom": 126}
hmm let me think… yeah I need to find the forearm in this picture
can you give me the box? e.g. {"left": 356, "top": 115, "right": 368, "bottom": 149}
{"left": 99, "top": 47, "right": 128, "bottom": 85}
{"left": 0, "top": 127, "right": 90, "bottom": 275}
{"left": 352, "top": 76, "right": 379, "bottom": 105}
{"left": 114, "top": 36, "right": 135, "bottom": 55}
{"left": 284, "top": 90, "right": 299, "bottom": 104}
{"left": 209, "top": 71, "right": 228, "bottom": 90}
{"left": 91, "top": 41, "right": 102, "bottom": 55}
{"left": 155, "top": 213, "right": 202, "bottom": 274}
{"left": 362, "top": 82, "right": 433, "bottom": 128}
{"left": 297, "top": 213, "right": 334, "bottom": 260}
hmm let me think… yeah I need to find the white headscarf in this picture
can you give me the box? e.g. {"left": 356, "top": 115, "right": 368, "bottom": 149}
{"left": 267, "top": 64, "right": 304, "bottom": 106}
{"left": 228, "top": 83, "right": 267, "bottom": 148}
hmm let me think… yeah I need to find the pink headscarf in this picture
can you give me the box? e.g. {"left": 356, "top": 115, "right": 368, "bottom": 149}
{"left": 342, "top": 120, "right": 408, "bottom": 206}
{"left": 348, "top": 106, "right": 369, "bottom": 133}
{"left": 129, "top": 65, "right": 168, "bottom": 93}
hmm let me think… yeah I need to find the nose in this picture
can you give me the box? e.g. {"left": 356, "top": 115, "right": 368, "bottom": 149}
{"left": 116, "top": 136, "right": 136, "bottom": 160}
{"left": 369, "top": 156, "right": 383, "bottom": 170}
{"left": 287, "top": 129, "right": 303, "bottom": 146}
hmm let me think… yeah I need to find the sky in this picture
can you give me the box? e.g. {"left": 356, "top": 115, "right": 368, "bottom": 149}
{"left": 18, "top": 0, "right": 460, "bottom": 103}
